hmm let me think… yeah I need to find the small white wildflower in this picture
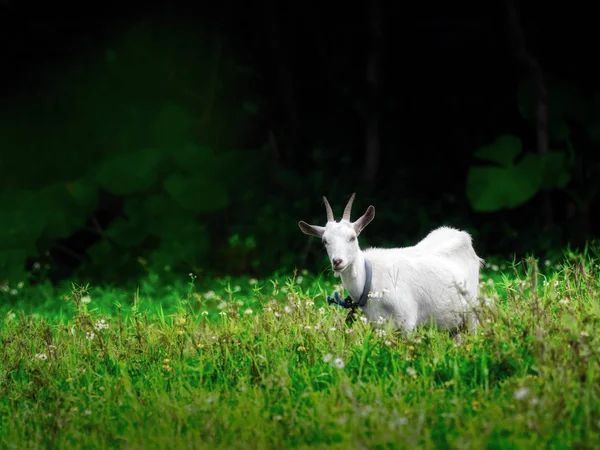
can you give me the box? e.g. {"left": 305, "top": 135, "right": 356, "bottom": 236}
{"left": 302, "top": 269, "right": 308, "bottom": 276}
{"left": 284, "top": 305, "right": 292, "bottom": 314}
{"left": 323, "top": 353, "right": 333, "bottom": 363}
{"left": 249, "top": 278, "right": 258, "bottom": 285}
{"left": 555, "top": 264, "right": 561, "bottom": 270}
{"left": 491, "top": 264, "right": 499, "bottom": 271}
{"left": 80, "top": 295, "right": 91, "bottom": 304}
{"left": 274, "top": 312, "right": 281, "bottom": 318}
{"left": 70, "top": 325, "right": 76, "bottom": 336}
{"left": 234, "top": 285, "right": 241, "bottom": 292}
{"left": 319, "top": 308, "right": 326, "bottom": 315}
{"left": 94, "top": 319, "right": 110, "bottom": 331}
{"left": 86, "top": 331, "right": 95, "bottom": 341}
{"left": 304, "top": 325, "right": 312, "bottom": 330}
{"left": 83, "top": 409, "right": 92, "bottom": 416}
{"left": 345, "top": 328, "right": 354, "bottom": 335}
{"left": 6, "top": 312, "right": 16, "bottom": 320}
{"left": 360, "top": 316, "right": 368, "bottom": 324}
{"left": 244, "top": 308, "right": 253, "bottom": 315}
{"left": 17, "top": 281, "right": 24, "bottom": 289}
{"left": 305, "top": 300, "right": 315, "bottom": 308}
{"left": 0, "top": 284, "right": 9, "bottom": 293}
{"left": 376, "top": 329, "right": 386, "bottom": 338}
{"left": 485, "top": 262, "right": 491, "bottom": 269}
{"left": 544, "top": 260, "right": 550, "bottom": 267}
{"left": 388, "top": 417, "right": 408, "bottom": 430}
{"left": 217, "top": 302, "right": 227, "bottom": 310}
{"left": 500, "top": 264, "right": 507, "bottom": 270}
{"left": 384, "top": 340, "right": 392, "bottom": 346}
{"left": 580, "top": 331, "right": 589, "bottom": 338}
{"left": 35, "top": 353, "right": 48, "bottom": 361}
{"left": 406, "top": 367, "right": 417, "bottom": 377}
{"left": 486, "top": 279, "right": 494, "bottom": 285}
{"left": 368, "top": 291, "right": 382, "bottom": 299}
{"left": 333, "top": 357, "right": 345, "bottom": 369}
{"left": 10, "top": 289, "right": 17, "bottom": 296}
{"left": 204, "top": 290, "right": 216, "bottom": 299}
{"left": 376, "top": 317, "right": 385, "bottom": 325}
{"left": 329, "top": 327, "right": 337, "bottom": 332}
{"left": 413, "top": 337, "right": 422, "bottom": 344}
{"left": 558, "top": 298, "right": 569, "bottom": 305}
{"left": 33, "top": 261, "right": 41, "bottom": 270}
{"left": 218, "top": 311, "right": 227, "bottom": 317}
{"left": 514, "top": 387, "right": 530, "bottom": 400}
{"left": 296, "top": 276, "right": 303, "bottom": 284}
{"left": 272, "top": 414, "right": 283, "bottom": 421}
{"left": 48, "top": 345, "right": 57, "bottom": 353}
{"left": 201, "top": 310, "right": 209, "bottom": 316}
{"left": 553, "top": 280, "right": 559, "bottom": 287}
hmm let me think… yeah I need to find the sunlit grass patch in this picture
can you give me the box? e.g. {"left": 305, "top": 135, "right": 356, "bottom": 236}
{"left": 1, "top": 254, "right": 599, "bottom": 449}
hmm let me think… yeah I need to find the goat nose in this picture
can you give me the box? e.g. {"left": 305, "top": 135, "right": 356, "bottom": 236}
{"left": 332, "top": 258, "right": 343, "bottom": 268}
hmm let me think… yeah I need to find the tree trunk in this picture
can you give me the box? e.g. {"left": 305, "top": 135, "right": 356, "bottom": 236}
{"left": 505, "top": 0, "right": 554, "bottom": 230}
{"left": 363, "top": 0, "right": 383, "bottom": 189}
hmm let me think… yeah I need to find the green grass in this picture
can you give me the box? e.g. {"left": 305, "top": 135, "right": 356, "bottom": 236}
{"left": 1, "top": 254, "right": 600, "bottom": 449}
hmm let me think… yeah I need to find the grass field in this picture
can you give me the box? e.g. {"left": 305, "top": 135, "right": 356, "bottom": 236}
{"left": 1, "top": 252, "right": 599, "bottom": 449}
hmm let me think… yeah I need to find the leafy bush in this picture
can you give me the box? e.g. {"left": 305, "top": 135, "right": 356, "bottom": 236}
{"left": 0, "top": 22, "right": 263, "bottom": 283}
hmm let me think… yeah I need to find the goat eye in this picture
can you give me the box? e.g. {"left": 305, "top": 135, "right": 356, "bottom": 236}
{"left": 322, "top": 239, "right": 328, "bottom": 245}
{"left": 349, "top": 236, "right": 356, "bottom": 242}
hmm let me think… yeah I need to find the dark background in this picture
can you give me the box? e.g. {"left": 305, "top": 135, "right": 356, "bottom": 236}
{"left": 1, "top": 1, "right": 598, "bottom": 284}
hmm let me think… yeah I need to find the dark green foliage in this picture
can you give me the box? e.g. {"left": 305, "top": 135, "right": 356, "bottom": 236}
{"left": 466, "top": 134, "right": 571, "bottom": 212}
{"left": 0, "top": 22, "right": 261, "bottom": 283}
{"left": 465, "top": 75, "right": 600, "bottom": 213}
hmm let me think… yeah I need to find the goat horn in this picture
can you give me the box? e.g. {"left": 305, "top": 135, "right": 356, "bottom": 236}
{"left": 322, "top": 196, "right": 334, "bottom": 222}
{"left": 342, "top": 193, "right": 356, "bottom": 221}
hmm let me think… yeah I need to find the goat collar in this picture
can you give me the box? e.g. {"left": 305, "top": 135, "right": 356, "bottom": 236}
{"left": 327, "top": 259, "right": 372, "bottom": 309}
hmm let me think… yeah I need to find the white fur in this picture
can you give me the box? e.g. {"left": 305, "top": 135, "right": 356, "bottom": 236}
{"left": 299, "top": 198, "right": 483, "bottom": 333}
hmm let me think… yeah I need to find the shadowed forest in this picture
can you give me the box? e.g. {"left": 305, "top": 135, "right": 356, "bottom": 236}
{"left": 1, "top": 0, "right": 598, "bottom": 282}
{"left": 2, "top": 3, "right": 600, "bottom": 449}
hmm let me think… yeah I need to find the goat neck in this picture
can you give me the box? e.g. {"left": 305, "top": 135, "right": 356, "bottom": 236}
{"left": 339, "top": 250, "right": 368, "bottom": 302}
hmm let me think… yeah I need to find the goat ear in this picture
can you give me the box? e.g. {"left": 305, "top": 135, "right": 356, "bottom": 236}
{"left": 298, "top": 221, "right": 326, "bottom": 237}
{"left": 353, "top": 205, "right": 375, "bottom": 235}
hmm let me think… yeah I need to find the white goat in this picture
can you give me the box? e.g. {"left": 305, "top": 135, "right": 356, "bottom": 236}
{"left": 298, "top": 193, "right": 483, "bottom": 333}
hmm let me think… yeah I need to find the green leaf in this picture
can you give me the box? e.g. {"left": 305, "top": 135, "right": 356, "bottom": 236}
{"left": 0, "top": 248, "right": 29, "bottom": 282}
{"left": 38, "top": 182, "right": 97, "bottom": 239}
{"left": 474, "top": 135, "right": 522, "bottom": 167}
{"left": 163, "top": 173, "right": 229, "bottom": 213}
{"left": 540, "top": 151, "right": 572, "bottom": 190}
{"left": 172, "top": 144, "right": 214, "bottom": 174}
{"left": 585, "top": 117, "right": 600, "bottom": 142}
{"left": 105, "top": 217, "right": 149, "bottom": 246}
{"left": 151, "top": 103, "right": 195, "bottom": 150}
{"left": 67, "top": 180, "right": 99, "bottom": 213}
{"left": 242, "top": 101, "right": 259, "bottom": 116}
{"left": 0, "top": 190, "right": 46, "bottom": 251}
{"left": 148, "top": 224, "right": 210, "bottom": 270}
{"left": 96, "top": 148, "right": 163, "bottom": 195}
{"left": 466, "top": 154, "right": 544, "bottom": 212}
